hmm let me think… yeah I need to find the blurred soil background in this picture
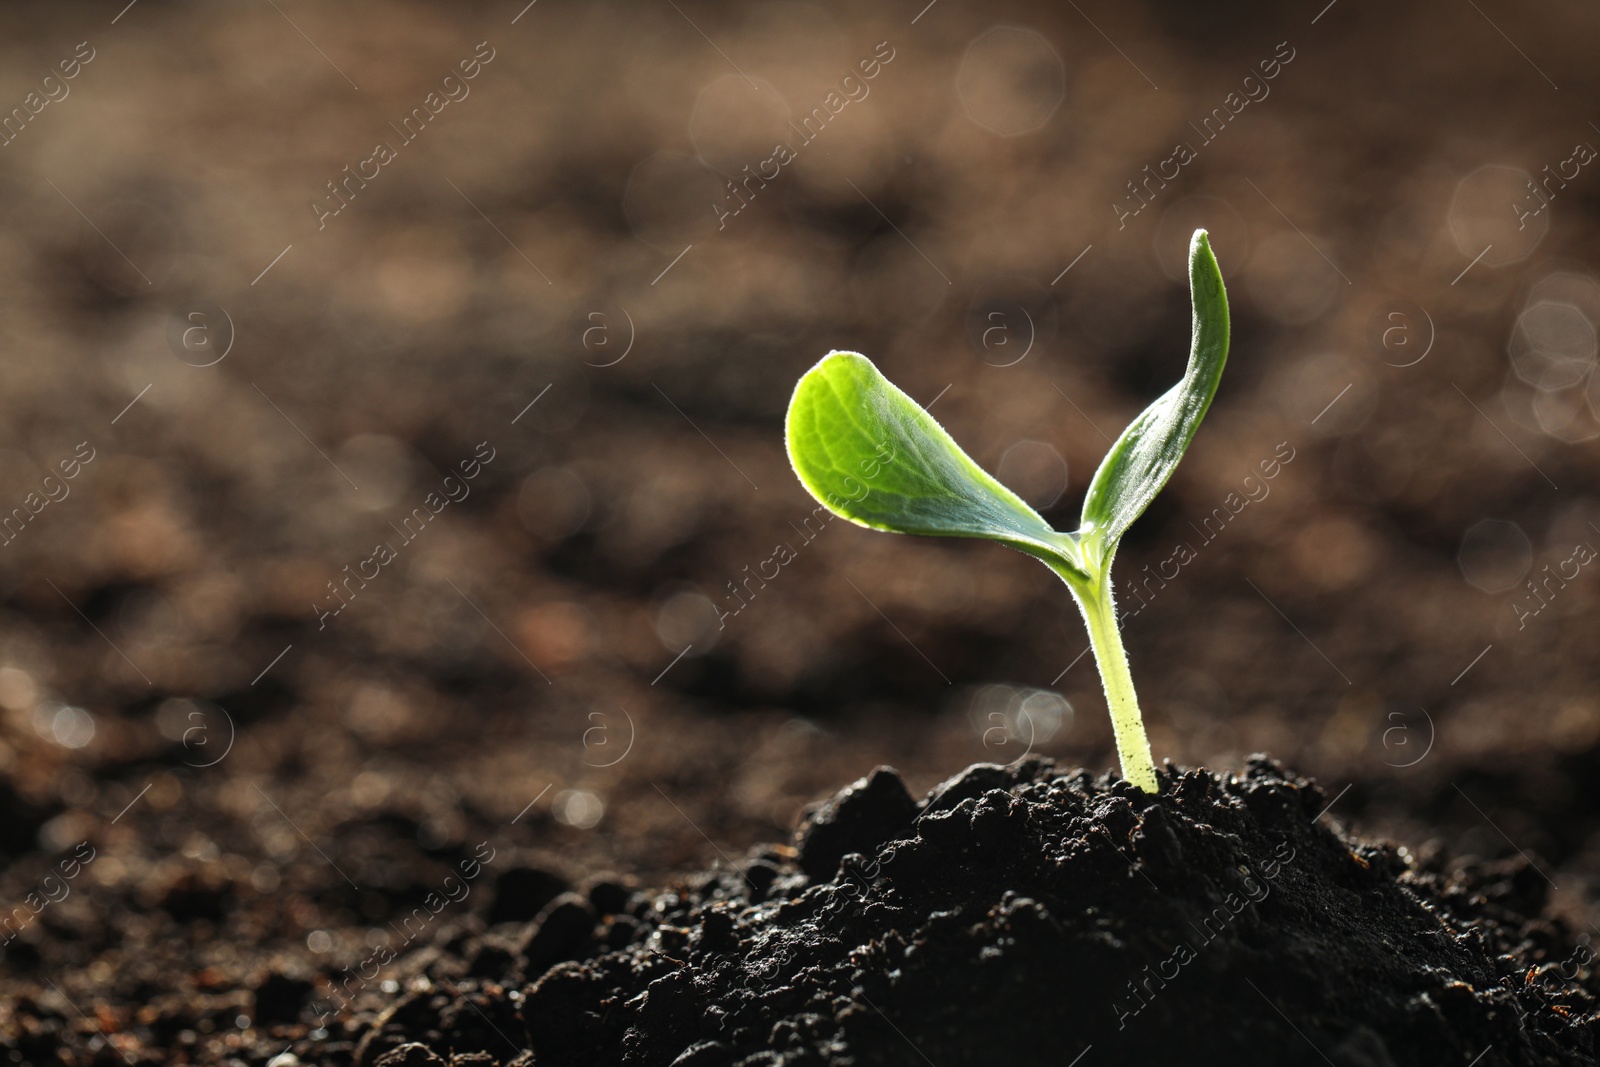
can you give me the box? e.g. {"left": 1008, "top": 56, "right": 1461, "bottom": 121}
{"left": 1, "top": 0, "right": 1600, "bottom": 1061}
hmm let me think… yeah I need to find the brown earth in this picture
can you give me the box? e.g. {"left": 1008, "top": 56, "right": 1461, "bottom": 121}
{"left": 0, "top": 0, "right": 1599, "bottom": 1063}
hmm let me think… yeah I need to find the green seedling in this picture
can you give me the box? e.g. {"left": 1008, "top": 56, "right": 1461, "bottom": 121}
{"left": 784, "top": 229, "right": 1229, "bottom": 793}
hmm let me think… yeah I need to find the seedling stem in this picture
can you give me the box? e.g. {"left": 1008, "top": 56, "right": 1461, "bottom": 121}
{"left": 1063, "top": 555, "right": 1158, "bottom": 793}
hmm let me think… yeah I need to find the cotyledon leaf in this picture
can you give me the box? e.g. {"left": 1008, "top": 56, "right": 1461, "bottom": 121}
{"left": 785, "top": 351, "right": 1086, "bottom": 578}
{"left": 1079, "top": 229, "right": 1230, "bottom": 556}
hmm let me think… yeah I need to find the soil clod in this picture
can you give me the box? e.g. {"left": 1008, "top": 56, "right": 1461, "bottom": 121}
{"left": 349, "top": 759, "right": 1598, "bottom": 1065}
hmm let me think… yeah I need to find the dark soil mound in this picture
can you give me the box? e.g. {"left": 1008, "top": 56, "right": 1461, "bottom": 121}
{"left": 351, "top": 759, "right": 1597, "bottom": 1067}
